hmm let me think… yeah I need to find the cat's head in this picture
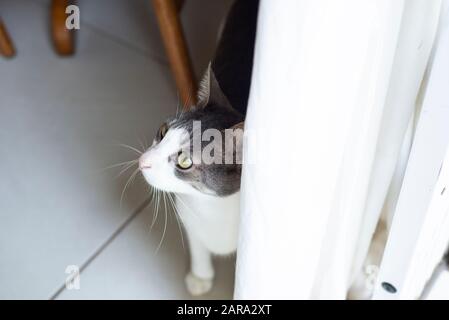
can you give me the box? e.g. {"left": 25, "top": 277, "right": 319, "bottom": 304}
{"left": 139, "top": 66, "right": 244, "bottom": 197}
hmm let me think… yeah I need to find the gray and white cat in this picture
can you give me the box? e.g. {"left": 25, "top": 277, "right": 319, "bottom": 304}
{"left": 139, "top": 0, "right": 259, "bottom": 295}
{"left": 139, "top": 66, "right": 244, "bottom": 295}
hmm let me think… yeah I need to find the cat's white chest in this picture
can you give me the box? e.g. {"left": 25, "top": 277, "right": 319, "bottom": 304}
{"left": 176, "top": 192, "right": 240, "bottom": 255}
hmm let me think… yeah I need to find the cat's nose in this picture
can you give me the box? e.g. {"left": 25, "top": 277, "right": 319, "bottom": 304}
{"left": 139, "top": 153, "right": 152, "bottom": 170}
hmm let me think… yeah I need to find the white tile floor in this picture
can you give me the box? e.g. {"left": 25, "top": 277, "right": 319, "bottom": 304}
{"left": 0, "top": 0, "right": 234, "bottom": 299}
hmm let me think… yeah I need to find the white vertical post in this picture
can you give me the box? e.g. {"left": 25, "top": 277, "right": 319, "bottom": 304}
{"left": 373, "top": 147, "right": 449, "bottom": 299}
{"left": 373, "top": 5, "right": 449, "bottom": 298}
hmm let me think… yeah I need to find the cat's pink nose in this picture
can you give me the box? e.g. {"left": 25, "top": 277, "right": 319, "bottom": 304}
{"left": 139, "top": 154, "right": 152, "bottom": 170}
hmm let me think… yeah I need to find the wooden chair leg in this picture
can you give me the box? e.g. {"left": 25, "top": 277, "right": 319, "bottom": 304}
{"left": 174, "top": 0, "right": 185, "bottom": 12}
{"left": 0, "top": 19, "right": 15, "bottom": 58}
{"left": 151, "top": 0, "right": 197, "bottom": 108}
{"left": 51, "top": 0, "right": 74, "bottom": 55}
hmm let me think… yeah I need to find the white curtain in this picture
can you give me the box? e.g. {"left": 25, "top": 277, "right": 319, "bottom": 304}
{"left": 235, "top": 0, "right": 442, "bottom": 299}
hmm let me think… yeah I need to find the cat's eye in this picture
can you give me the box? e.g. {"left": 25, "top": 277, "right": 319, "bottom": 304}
{"left": 177, "top": 151, "right": 192, "bottom": 170}
{"left": 159, "top": 123, "right": 168, "bottom": 140}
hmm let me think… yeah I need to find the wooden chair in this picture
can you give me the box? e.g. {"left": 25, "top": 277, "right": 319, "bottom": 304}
{"left": 2, "top": 0, "right": 197, "bottom": 108}
{"left": 0, "top": 19, "right": 15, "bottom": 57}
{"left": 0, "top": 0, "right": 73, "bottom": 58}
{"left": 51, "top": 0, "right": 75, "bottom": 55}
{"left": 52, "top": 0, "right": 198, "bottom": 107}
{"left": 151, "top": 0, "right": 197, "bottom": 108}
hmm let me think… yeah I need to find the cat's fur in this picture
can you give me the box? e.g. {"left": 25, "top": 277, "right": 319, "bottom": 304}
{"left": 140, "top": 0, "right": 259, "bottom": 295}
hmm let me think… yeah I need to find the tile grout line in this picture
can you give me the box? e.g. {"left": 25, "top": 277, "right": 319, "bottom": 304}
{"left": 81, "top": 21, "right": 169, "bottom": 67}
{"left": 29, "top": 0, "right": 171, "bottom": 299}
{"left": 49, "top": 197, "right": 152, "bottom": 300}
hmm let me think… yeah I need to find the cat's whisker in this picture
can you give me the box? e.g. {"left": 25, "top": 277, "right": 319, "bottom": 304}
{"left": 135, "top": 129, "right": 149, "bottom": 153}
{"left": 115, "top": 161, "right": 138, "bottom": 178}
{"left": 101, "top": 159, "right": 138, "bottom": 171}
{"left": 176, "top": 92, "right": 186, "bottom": 118}
{"left": 173, "top": 193, "right": 200, "bottom": 221}
{"left": 150, "top": 189, "right": 160, "bottom": 231}
{"left": 184, "top": 84, "right": 196, "bottom": 110}
{"left": 175, "top": 91, "right": 181, "bottom": 118}
{"left": 155, "top": 192, "right": 168, "bottom": 254}
{"left": 168, "top": 193, "right": 185, "bottom": 250}
{"left": 142, "top": 134, "right": 150, "bottom": 151}
{"left": 116, "top": 143, "right": 143, "bottom": 155}
{"left": 148, "top": 185, "right": 156, "bottom": 212}
{"left": 152, "top": 189, "right": 158, "bottom": 222}
{"left": 119, "top": 167, "right": 140, "bottom": 208}
{"left": 137, "top": 137, "right": 146, "bottom": 153}
{"left": 151, "top": 188, "right": 159, "bottom": 226}
{"left": 149, "top": 187, "right": 159, "bottom": 227}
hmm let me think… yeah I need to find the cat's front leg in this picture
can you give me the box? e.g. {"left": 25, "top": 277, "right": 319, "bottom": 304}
{"left": 185, "top": 231, "right": 214, "bottom": 296}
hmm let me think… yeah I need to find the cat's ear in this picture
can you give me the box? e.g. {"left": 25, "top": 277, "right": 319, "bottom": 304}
{"left": 223, "top": 121, "right": 244, "bottom": 165}
{"left": 197, "top": 63, "right": 232, "bottom": 109}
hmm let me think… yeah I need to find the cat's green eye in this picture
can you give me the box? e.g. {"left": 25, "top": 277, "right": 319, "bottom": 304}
{"left": 177, "top": 151, "right": 192, "bottom": 170}
{"left": 159, "top": 123, "right": 168, "bottom": 139}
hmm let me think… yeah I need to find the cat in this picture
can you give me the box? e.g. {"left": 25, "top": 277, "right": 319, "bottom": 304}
{"left": 139, "top": 0, "right": 259, "bottom": 296}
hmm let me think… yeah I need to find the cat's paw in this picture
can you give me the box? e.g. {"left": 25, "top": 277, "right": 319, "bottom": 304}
{"left": 185, "top": 272, "right": 213, "bottom": 296}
